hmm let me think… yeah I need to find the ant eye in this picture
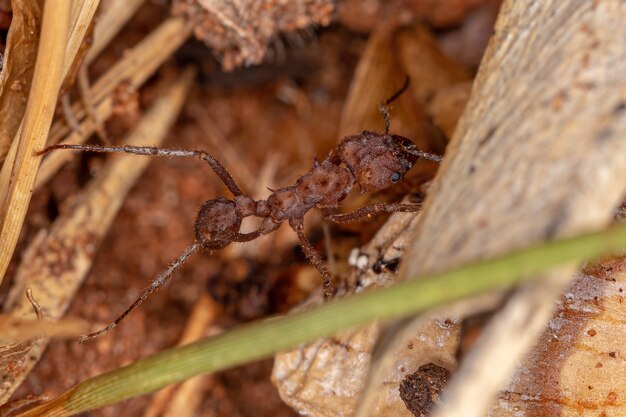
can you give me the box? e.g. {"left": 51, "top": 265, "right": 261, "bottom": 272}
{"left": 390, "top": 172, "right": 402, "bottom": 183}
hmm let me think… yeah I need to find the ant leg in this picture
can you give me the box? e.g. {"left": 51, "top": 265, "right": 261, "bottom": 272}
{"left": 79, "top": 242, "right": 200, "bottom": 341}
{"left": 323, "top": 202, "right": 422, "bottom": 224}
{"left": 232, "top": 231, "right": 261, "bottom": 242}
{"left": 37, "top": 144, "right": 243, "bottom": 196}
{"left": 289, "top": 219, "right": 335, "bottom": 300}
{"left": 379, "top": 77, "right": 410, "bottom": 134}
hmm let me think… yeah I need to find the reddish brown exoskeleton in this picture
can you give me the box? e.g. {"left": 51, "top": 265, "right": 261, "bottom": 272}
{"left": 37, "top": 79, "right": 442, "bottom": 340}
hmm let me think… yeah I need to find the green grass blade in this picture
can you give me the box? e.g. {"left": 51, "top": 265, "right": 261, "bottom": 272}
{"left": 18, "top": 223, "right": 626, "bottom": 417}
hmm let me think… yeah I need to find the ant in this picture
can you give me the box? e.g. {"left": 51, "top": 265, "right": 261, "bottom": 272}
{"left": 37, "top": 78, "right": 442, "bottom": 340}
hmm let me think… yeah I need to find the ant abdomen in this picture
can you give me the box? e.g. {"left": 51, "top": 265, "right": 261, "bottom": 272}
{"left": 195, "top": 197, "right": 241, "bottom": 249}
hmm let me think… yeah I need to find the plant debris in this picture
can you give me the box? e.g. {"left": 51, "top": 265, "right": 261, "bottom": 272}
{"left": 399, "top": 363, "right": 452, "bottom": 417}
{"left": 172, "top": 0, "right": 335, "bottom": 71}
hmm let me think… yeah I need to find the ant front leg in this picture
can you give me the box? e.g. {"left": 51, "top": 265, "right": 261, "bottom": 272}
{"left": 322, "top": 202, "right": 422, "bottom": 224}
{"left": 289, "top": 218, "right": 335, "bottom": 300}
{"left": 37, "top": 144, "right": 243, "bottom": 196}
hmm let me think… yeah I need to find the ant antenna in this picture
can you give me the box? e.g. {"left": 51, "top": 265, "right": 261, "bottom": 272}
{"left": 379, "top": 76, "right": 411, "bottom": 134}
{"left": 79, "top": 242, "right": 201, "bottom": 342}
{"left": 402, "top": 147, "right": 444, "bottom": 163}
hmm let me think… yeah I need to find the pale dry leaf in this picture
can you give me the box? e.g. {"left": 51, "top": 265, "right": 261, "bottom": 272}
{"left": 337, "top": 0, "right": 497, "bottom": 33}
{"left": 490, "top": 257, "right": 626, "bottom": 417}
{"left": 428, "top": 82, "right": 472, "bottom": 139}
{"left": 172, "top": 0, "right": 335, "bottom": 71}
{"left": 338, "top": 22, "right": 435, "bottom": 146}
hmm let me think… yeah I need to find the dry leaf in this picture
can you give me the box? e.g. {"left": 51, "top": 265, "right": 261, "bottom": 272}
{"left": 172, "top": 0, "right": 335, "bottom": 71}
{"left": 490, "top": 257, "right": 626, "bottom": 417}
{"left": 338, "top": 0, "right": 497, "bottom": 33}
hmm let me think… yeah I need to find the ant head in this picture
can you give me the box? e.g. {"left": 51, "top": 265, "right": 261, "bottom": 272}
{"left": 195, "top": 197, "right": 241, "bottom": 249}
{"left": 338, "top": 131, "right": 418, "bottom": 193}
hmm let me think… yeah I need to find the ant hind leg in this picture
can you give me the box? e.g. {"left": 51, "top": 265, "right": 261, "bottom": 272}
{"left": 79, "top": 242, "right": 200, "bottom": 341}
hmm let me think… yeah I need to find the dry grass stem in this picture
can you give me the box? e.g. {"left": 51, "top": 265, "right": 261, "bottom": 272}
{"left": 36, "top": 16, "right": 192, "bottom": 189}
{"left": 0, "top": 315, "right": 89, "bottom": 342}
{"left": 63, "top": 1, "right": 100, "bottom": 79}
{"left": 85, "top": 0, "right": 147, "bottom": 64}
{"left": 0, "top": 0, "right": 72, "bottom": 287}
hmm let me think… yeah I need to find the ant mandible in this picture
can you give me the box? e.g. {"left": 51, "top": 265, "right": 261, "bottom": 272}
{"left": 37, "top": 78, "right": 442, "bottom": 340}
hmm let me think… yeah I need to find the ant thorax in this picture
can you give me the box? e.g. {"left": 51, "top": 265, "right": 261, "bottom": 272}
{"left": 264, "top": 157, "right": 355, "bottom": 222}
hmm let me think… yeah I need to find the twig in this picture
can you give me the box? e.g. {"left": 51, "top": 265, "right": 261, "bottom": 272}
{"left": 25, "top": 288, "right": 43, "bottom": 321}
